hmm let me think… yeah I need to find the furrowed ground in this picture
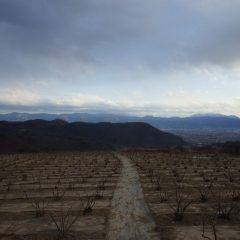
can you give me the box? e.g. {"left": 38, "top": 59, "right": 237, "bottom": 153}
{"left": 0, "top": 150, "right": 240, "bottom": 240}
{"left": 0, "top": 152, "right": 121, "bottom": 240}
{"left": 125, "top": 150, "right": 240, "bottom": 240}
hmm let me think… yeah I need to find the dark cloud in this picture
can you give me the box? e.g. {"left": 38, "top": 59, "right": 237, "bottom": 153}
{"left": 1, "top": 0, "right": 240, "bottom": 84}
{"left": 0, "top": 0, "right": 151, "bottom": 83}
{"left": 1, "top": 1, "right": 240, "bottom": 116}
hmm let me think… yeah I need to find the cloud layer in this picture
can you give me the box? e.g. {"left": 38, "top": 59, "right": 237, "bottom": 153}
{"left": 1, "top": 0, "right": 240, "bottom": 116}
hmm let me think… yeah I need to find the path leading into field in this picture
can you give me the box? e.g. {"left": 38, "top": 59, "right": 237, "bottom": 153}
{"left": 107, "top": 153, "right": 160, "bottom": 240}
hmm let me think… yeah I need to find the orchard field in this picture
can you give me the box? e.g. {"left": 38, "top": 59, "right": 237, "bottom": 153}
{"left": 125, "top": 150, "right": 240, "bottom": 240}
{"left": 0, "top": 152, "right": 121, "bottom": 240}
{"left": 0, "top": 150, "right": 240, "bottom": 240}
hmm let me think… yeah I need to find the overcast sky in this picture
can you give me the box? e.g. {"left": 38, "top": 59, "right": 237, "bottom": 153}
{"left": 1, "top": 0, "right": 240, "bottom": 116}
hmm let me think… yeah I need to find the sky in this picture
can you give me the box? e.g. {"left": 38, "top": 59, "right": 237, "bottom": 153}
{"left": 1, "top": 0, "right": 240, "bottom": 116}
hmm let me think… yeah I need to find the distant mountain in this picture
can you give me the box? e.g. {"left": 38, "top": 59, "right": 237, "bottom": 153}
{"left": 142, "top": 114, "right": 240, "bottom": 129}
{"left": 0, "top": 120, "right": 185, "bottom": 153}
{"left": 0, "top": 112, "right": 138, "bottom": 123}
{"left": 0, "top": 112, "right": 240, "bottom": 129}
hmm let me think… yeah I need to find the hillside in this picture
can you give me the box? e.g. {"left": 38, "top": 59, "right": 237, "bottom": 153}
{"left": 0, "top": 120, "right": 186, "bottom": 153}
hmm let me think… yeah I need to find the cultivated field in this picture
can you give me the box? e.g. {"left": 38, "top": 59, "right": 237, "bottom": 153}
{"left": 0, "top": 150, "right": 240, "bottom": 240}
{"left": 125, "top": 150, "right": 240, "bottom": 240}
{"left": 0, "top": 152, "right": 121, "bottom": 240}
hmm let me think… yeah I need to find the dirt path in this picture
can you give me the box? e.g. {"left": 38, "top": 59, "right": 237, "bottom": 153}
{"left": 107, "top": 153, "right": 160, "bottom": 240}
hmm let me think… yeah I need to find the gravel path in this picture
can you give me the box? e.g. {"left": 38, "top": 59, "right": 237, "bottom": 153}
{"left": 107, "top": 153, "right": 160, "bottom": 240}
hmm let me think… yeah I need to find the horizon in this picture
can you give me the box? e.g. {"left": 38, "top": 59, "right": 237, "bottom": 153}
{"left": 0, "top": 111, "right": 239, "bottom": 119}
{"left": 1, "top": 1, "right": 240, "bottom": 116}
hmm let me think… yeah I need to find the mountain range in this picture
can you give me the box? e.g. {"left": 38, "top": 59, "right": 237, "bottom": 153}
{"left": 0, "top": 112, "right": 240, "bottom": 129}
{"left": 0, "top": 120, "right": 185, "bottom": 153}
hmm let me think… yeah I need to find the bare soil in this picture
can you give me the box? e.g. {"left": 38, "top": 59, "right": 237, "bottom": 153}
{"left": 1, "top": 150, "right": 239, "bottom": 240}
{"left": 125, "top": 150, "right": 240, "bottom": 240}
{"left": 107, "top": 153, "right": 159, "bottom": 240}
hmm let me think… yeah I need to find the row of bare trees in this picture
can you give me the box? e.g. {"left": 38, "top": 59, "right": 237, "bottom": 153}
{"left": 128, "top": 151, "right": 240, "bottom": 240}
{"left": 0, "top": 152, "right": 121, "bottom": 240}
